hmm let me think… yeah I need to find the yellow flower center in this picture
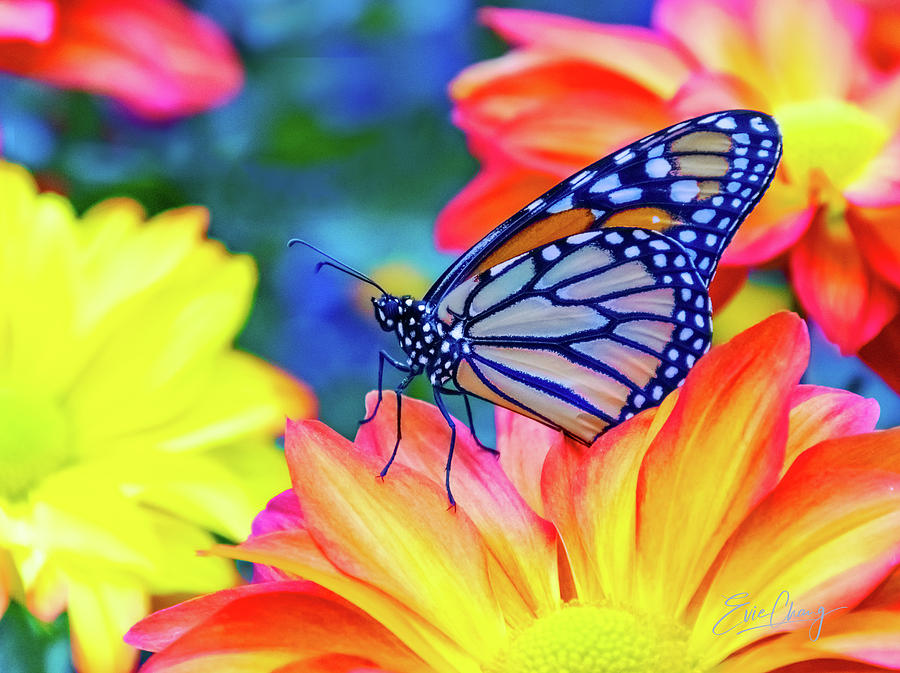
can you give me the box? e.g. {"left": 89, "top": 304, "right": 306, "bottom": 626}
{"left": 0, "top": 386, "right": 70, "bottom": 500}
{"left": 775, "top": 99, "right": 889, "bottom": 193}
{"left": 484, "top": 604, "right": 703, "bottom": 673}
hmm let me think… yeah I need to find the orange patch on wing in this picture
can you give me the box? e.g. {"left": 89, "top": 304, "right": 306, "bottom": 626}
{"left": 603, "top": 207, "right": 680, "bottom": 231}
{"left": 473, "top": 208, "right": 596, "bottom": 275}
{"left": 675, "top": 154, "right": 730, "bottom": 177}
{"left": 670, "top": 131, "right": 732, "bottom": 154}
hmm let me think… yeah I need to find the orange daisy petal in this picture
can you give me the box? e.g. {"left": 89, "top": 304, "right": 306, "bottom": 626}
{"left": 858, "top": 565, "right": 900, "bottom": 611}
{"left": 784, "top": 385, "right": 880, "bottom": 474}
{"left": 790, "top": 209, "right": 899, "bottom": 354}
{"left": 718, "top": 610, "right": 900, "bottom": 673}
{"left": 751, "top": 0, "right": 866, "bottom": 103}
{"left": 635, "top": 312, "right": 808, "bottom": 618}
{"left": 132, "top": 585, "right": 425, "bottom": 673}
{"left": 434, "top": 159, "right": 558, "bottom": 252}
{"left": 479, "top": 7, "right": 694, "bottom": 97}
{"left": 287, "top": 418, "right": 507, "bottom": 667}
{"left": 494, "top": 407, "right": 560, "bottom": 518}
{"left": 653, "top": 0, "right": 768, "bottom": 96}
{"left": 848, "top": 202, "right": 900, "bottom": 290}
{"left": 690, "top": 428, "right": 900, "bottom": 662}
{"left": 723, "top": 185, "right": 814, "bottom": 266}
{"left": 670, "top": 70, "right": 769, "bottom": 119}
{"left": 355, "top": 393, "right": 561, "bottom": 625}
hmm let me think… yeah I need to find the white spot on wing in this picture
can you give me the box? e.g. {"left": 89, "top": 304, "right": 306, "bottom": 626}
{"left": 542, "top": 245, "right": 562, "bottom": 261}
{"left": 591, "top": 173, "right": 621, "bottom": 193}
{"left": 609, "top": 187, "right": 642, "bottom": 204}
{"left": 715, "top": 116, "right": 737, "bottom": 130}
{"left": 646, "top": 157, "right": 672, "bottom": 178}
{"left": 670, "top": 180, "right": 700, "bottom": 203}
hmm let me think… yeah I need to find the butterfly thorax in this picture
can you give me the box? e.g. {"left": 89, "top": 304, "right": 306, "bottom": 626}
{"left": 372, "top": 294, "right": 466, "bottom": 385}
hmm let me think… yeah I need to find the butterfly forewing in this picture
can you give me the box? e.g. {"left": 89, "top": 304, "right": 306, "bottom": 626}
{"left": 426, "top": 110, "right": 781, "bottom": 302}
{"left": 443, "top": 227, "right": 711, "bottom": 444}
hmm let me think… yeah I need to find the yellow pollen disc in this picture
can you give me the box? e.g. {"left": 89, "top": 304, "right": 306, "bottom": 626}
{"left": 484, "top": 604, "right": 703, "bottom": 673}
{"left": 0, "top": 387, "right": 70, "bottom": 500}
{"left": 775, "top": 99, "right": 889, "bottom": 194}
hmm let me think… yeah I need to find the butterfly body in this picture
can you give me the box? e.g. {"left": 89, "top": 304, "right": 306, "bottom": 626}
{"left": 299, "top": 109, "right": 783, "bottom": 504}
{"left": 372, "top": 294, "right": 466, "bottom": 386}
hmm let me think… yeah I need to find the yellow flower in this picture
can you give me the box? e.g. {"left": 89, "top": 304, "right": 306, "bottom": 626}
{"left": 0, "top": 160, "right": 315, "bottom": 673}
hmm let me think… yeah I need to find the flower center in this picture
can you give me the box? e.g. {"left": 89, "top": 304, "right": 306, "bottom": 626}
{"left": 0, "top": 386, "right": 70, "bottom": 500}
{"left": 775, "top": 99, "right": 889, "bottom": 194}
{"left": 484, "top": 604, "right": 703, "bottom": 673}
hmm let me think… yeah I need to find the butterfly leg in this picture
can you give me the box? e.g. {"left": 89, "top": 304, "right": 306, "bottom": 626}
{"left": 378, "top": 373, "right": 415, "bottom": 480}
{"left": 435, "top": 386, "right": 498, "bottom": 456}
{"left": 360, "top": 350, "right": 411, "bottom": 425}
{"left": 432, "top": 387, "right": 457, "bottom": 507}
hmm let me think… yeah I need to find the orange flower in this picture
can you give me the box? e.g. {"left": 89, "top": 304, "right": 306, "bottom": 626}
{"left": 0, "top": 0, "right": 242, "bottom": 119}
{"left": 127, "top": 312, "right": 900, "bottom": 672}
{"left": 438, "top": 1, "right": 900, "bottom": 363}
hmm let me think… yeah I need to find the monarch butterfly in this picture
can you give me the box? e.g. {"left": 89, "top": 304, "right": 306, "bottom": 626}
{"left": 292, "top": 109, "right": 782, "bottom": 504}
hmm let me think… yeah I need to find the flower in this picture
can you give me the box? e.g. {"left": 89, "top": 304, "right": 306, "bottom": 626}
{"left": 127, "top": 312, "right": 900, "bottom": 672}
{"left": 438, "top": 1, "right": 900, "bottom": 364}
{"left": 0, "top": 160, "right": 315, "bottom": 673}
{"left": 0, "top": 0, "right": 243, "bottom": 120}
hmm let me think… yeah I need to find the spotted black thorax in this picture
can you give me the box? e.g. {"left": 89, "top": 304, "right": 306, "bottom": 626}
{"left": 372, "top": 294, "right": 466, "bottom": 385}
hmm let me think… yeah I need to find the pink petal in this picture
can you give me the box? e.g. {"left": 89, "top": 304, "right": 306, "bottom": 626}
{"left": 0, "top": 0, "right": 243, "bottom": 119}
{"left": 789, "top": 209, "right": 898, "bottom": 354}
{"left": 0, "top": 0, "right": 55, "bottom": 43}
{"left": 495, "top": 406, "right": 561, "bottom": 517}
{"left": 784, "top": 385, "right": 881, "bottom": 473}
{"left": 480, "top": 7, "right": 694, "bottom": 97}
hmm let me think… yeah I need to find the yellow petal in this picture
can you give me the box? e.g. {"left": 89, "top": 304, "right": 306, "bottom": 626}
{"left": 67, "top": 570, "right": 148, "bottom": 673}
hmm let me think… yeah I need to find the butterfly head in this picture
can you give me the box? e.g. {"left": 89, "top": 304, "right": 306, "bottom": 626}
{"left": 372, "top": 294, "right": 406, "bottom": 332}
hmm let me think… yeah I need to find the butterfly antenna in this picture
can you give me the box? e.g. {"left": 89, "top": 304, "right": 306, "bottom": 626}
{"left": 288, "top": 239, "right": 387, "bottom": 295}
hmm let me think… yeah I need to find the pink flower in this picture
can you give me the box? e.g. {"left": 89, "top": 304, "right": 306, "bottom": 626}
{"left": 0, "top": 0, "right": 242, "bottom": 119}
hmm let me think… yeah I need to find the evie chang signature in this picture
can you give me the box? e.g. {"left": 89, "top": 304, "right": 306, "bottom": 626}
{"left": 713, "top": 591, "right": 847, "bottom": 641}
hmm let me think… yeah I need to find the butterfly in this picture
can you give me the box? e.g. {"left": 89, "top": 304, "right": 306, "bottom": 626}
{"left": 291, "top": 109, "right": 782, "bottom": 504}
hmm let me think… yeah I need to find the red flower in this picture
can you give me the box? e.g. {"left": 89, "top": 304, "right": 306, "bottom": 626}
{"left": 438, "top": 1, "right": 900, "bottom": 370}
{"left": 0, "top": 0, "right": 242, "bottom": 119}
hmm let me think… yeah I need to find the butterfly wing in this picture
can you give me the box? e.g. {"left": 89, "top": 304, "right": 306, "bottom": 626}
{"left": 426, "top": 109, "right": 781, "bottom": 302}
{"left": 442, "top": 227, "right": 710, "bottom": 444}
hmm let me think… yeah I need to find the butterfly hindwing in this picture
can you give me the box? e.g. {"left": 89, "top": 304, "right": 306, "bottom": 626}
{"left": 443, "top": 227, "right": 712, "bottom": 443}
{"left": 426, "top": 110, "right": 781, "bottom": 302}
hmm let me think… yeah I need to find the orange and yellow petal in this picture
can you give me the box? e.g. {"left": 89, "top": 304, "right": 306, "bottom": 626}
{"left": 480, "top": 7, "right": 694, "bottom": 98}
{"left": 790, "top": 209, "right": 898, "bottom": 354}
{"left": 355, "top": 393, "right": 560, "bottom": 626}
{"left": 285, "top": 419, "right": 506, "bottom": 672}
{"left": 634, "top": 312, "right": 807, "bottom": 618}
{"left": 494, "top": 408, "right": 559, "bottom": 518}
{"left": 130, "top": 583, "right": 426, "bottom": 673}
{"left": 784, "top": 385, "right": 880, "bottom": 473}
{"left": 690, "top": 428, "right": 900, "bottom": 664}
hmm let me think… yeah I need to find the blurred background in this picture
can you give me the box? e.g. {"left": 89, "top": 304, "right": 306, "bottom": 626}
{"left": 2, "top": 0, "right": 899, "bottom": 670}
{"left": 0, "top": 0, "right": 660, "bottom": 439}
